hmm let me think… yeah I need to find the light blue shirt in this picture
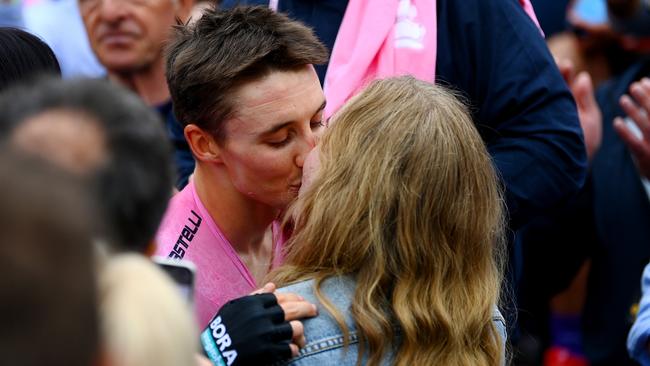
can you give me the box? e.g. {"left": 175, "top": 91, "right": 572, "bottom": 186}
{"left": 628, "top": 263, "right": 650, "bottom": 365}
{"left": 0, "top": 0, "right": 23, "bottom": 27}
{"left": 23, "top": 0, "right": 104, "bottom": 78}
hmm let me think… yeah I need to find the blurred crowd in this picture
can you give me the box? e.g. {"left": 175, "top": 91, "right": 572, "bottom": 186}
{"left": 0, "top": 0, "right": 650, "bottom": 365}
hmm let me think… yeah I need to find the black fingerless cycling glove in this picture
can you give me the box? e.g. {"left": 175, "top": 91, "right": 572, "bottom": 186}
{"left": 201, "top": 293, "right": 293, "bottom": 366}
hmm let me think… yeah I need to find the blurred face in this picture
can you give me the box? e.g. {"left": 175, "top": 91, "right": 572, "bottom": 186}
{"left": 217, "top": 66, "right": 326, "bottom": 210}
{"left": 10, "top": 110, "right": 107, "bottom": 175}
{"left": 79, "top": 0, "right": 186, "bottom": 73}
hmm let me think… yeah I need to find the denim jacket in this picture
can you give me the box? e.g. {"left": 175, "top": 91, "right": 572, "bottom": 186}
{"left": 276, "top": 276, "right": 507, "bottom": 365}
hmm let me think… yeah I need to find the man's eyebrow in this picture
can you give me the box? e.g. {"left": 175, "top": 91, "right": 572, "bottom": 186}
{"left": 260, "top": 100, "right": 327, "bottom": 135}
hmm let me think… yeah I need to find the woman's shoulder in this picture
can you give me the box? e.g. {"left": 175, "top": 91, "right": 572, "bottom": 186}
{"left": 277, "top": 276, "right": 356, "bottom": 304}
{"left": 276, "top": 276, "right": 362, "bottom": 365}
{"left": 492, "top": 307, "right": 507, "bottom": 346}
{"left": 277, "top": 276, "right": 357, "bottom": 332}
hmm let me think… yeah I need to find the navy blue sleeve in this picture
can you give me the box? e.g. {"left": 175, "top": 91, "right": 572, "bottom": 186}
{"left": 436, "top": 0, "right": 588, "bottom": 229}
{"left": 156, "top": 102, "right": 195, "bottom": 189}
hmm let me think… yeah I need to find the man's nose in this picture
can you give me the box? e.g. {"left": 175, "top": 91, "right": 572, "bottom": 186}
{"left": 98, "top": 0, "right": 127, "bottom": 22}
{"left": 295, "top": 131, "right": 319, "bottom": 168}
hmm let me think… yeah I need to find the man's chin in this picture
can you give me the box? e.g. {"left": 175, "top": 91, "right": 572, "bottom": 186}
{"left": 98, "top": 53, "right": 149, "bottom": 75}
{"left": 275, "top": 190, "right": 299, "bottom": 210}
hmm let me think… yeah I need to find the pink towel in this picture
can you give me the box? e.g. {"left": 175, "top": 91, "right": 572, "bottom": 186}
{"left": 520, "top": 0, "right": 543, "bottom": 33}
{"left": 324, "top": 0, "right": 437, "bottom": 119}
{"left": 324, "top": 0, "right": 543, "bottom": 119}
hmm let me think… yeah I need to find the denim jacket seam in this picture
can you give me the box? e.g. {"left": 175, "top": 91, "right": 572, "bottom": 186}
{"left": 276, "top": 331, "right": 360, "bottom": 365}
{"left": 300, "top": 331, "right": 359, "bottom": 358}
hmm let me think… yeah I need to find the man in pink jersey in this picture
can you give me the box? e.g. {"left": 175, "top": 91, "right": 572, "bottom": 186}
{"left": 0, "top": 77, "right": 317, "bottom": 363}
{"left": 156, "top": 6, "right": 328, "bottom": 327}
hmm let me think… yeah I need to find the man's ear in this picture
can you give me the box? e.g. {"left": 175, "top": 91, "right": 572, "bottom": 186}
{"left": 185, "top": 124, "right": 222, "bottom": 163}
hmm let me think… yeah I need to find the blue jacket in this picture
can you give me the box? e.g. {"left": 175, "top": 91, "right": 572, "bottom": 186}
{"left": 582, "top": 59, "right": 650, "bottom": 364}
{"left": 276, "top": 276, "right": 507, "bottom": 365}
{"left": 222, "top": 0, "right": 587, "bottom": 231}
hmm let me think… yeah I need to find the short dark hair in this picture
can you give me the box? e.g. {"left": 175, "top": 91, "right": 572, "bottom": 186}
{"left": 0, "top": 78, "right": 173, "bottom": 253}
{"left": 166, "top": 6, "right": 328, "bottom": 140}
{"left": 0, "top": 27, "right": 61, "bottom": 92}
{"left": 0, "top": 148, "right": 98, "bottom": 366}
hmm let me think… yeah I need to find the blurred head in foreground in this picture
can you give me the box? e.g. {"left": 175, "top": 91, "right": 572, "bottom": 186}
{"left": 0, "top": 148, "right": 99, "bottom": 366}
{"left": 0, "top": 78, "right": 174, "bottom": 253}
{"left": 98, "top": 253, "right": 198, "bottom": 366}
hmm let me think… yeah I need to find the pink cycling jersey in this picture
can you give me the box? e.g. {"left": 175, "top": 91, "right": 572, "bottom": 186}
{"left": 154, "top": 181, "right": 284, "bottom": 327}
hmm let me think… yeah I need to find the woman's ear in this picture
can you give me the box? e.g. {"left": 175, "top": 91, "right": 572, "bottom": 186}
{"left": 184, "top": 124, "right": 223, "bottom": 164}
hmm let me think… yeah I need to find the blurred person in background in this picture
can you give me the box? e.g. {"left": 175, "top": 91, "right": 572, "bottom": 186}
{"left": 0, "top": 148, "right": 99, "bottom": 366}
{"left": 577, "top": 55, "right": 650, "bottom": 365}
{"left": 516, "top": 0, "right": 650, "bottom": 364}
{"left": 545, "top": 0, "right": 637, "bottom": 88}
{"left": 516, "top": 1, "right": 610, "bottom": 363}
{"left": 78, "top": 0, "right": 195, "bottom": 188}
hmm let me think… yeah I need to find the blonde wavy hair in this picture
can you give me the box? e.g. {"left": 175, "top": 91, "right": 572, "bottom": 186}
{"left": 98, "top": 254, "right": 199, "bottom": 366}
{"left": 270, "top": 76, "right": 507, "bottom": 366}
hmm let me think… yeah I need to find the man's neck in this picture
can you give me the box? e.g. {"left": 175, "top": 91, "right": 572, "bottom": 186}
{"left": 108, "top": 58, "right": 170, "bottom": 107}
{"left": 193, "top": 164, "right": 279, "bottom": 256}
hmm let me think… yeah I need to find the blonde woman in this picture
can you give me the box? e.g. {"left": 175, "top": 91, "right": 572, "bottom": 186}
{"left": 272, "top": 76, "right": 508, "bottom": 366}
